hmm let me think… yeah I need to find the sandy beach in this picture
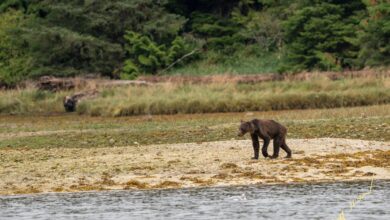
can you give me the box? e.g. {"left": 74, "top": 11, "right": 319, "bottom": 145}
{"left": 1, "top": 138, "right": 389, "bottom": 195}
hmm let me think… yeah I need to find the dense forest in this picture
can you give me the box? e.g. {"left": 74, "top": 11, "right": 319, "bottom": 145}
{"left": 0, "top": 0, "right": 389, "bottom": 86}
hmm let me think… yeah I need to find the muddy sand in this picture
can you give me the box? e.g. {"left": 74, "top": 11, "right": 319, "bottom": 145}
{"left": 1, "top": 138, "right": 389, "bottom": 195}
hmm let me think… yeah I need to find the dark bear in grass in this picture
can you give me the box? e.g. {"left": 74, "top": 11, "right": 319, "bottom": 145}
{"left": 63, "top": 96, "right": 77, "bottom": 112}
{"left": 63, "top": 90, "right": 99, "bottom": 112}
{"left": 238, "top": 119, "right": 292, "bottom": 159}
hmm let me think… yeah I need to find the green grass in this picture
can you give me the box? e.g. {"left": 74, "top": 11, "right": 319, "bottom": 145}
{"left": 1, "top": 105, "right": 389, "bottom": 148}
{"left": 167, "top": 49, "right": 283, "bottom": 75}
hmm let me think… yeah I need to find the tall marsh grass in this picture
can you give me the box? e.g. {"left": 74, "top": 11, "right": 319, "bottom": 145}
{"left": 0, "top": 88, "right": 65, "bottom": 115}
{"left": 1, "top": 76, "right": 389, "bottom": 116}
{"left": 80, "top": 76, "right": 390, "bottom": 116}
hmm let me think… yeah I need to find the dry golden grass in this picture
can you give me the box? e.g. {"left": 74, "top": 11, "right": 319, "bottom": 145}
{"left": 78, "top": 76, "right": 390, "bottom": 116}
{"left": 1, "top": 74, "right": 389, "bottom": 116}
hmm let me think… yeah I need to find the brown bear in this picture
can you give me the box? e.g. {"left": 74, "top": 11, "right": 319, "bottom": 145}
{"left": 238, "top": 119, "right": 292, "bottom": 159}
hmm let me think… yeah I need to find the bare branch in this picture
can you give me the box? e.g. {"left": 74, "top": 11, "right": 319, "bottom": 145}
{"left": 158, "top": 49, "right": 200, "bottom": 75}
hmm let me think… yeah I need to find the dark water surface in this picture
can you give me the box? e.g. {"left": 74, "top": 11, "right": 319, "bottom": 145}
{"left": 1, "top": 180, "right": 389, "bottom": 220}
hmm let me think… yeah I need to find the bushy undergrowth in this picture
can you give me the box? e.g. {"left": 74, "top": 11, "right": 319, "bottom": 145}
{"left": 1, "top": 76, "right": 388, "bottom": 116}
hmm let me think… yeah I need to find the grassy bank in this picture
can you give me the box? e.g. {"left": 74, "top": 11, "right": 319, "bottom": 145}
{"left": 0, "top": 76, "right": 389, "bottom": 116}
{"left": 1, "top": 105, "right": 389, "bottom": 148}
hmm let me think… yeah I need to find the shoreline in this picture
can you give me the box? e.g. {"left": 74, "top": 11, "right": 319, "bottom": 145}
{"left": 1, "top": 138, "right": 389, "bottom": 196}
{"left": 1, "top": 178, "right": 385, "bottom": 197}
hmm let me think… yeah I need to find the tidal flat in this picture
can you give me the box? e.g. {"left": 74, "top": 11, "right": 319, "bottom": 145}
{"left": 0, "top": 105, "right": 389, "bottom": 195}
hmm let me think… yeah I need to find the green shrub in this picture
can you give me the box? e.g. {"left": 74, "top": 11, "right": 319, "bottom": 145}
{"left": 122, "top": 31, "right": 197, "bottom": 77}
{"left": 0, "top": 10, "right": 31, "bottom": 86}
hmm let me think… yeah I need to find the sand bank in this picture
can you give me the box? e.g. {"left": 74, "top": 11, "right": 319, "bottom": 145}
{"left": 1, "top": 138, "right": 389, "bottom": 195}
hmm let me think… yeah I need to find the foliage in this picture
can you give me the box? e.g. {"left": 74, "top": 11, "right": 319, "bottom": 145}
{"left": 122, "top": 31, "right": 196, "bottom": 78}
{"left": 189, "top": 11, "right": 244, "bottom": 51}
{"left": 283, "top": 0, "right": 366, "bottom": 72}
{"left": 0, "top": 0, "right": 389, "bottom": 85}
{"left": 0, "top": 0, "right": 187, "bottom": 85}
{"left": 359, "top": 0, "right": 390, "bottom": 67}
{"left": 0, "top": 0, "right": 27, "bottom": 12}
{"left": 22, "top": 26, "right": 124, "bottom": 78}
{"left": 235, "top": 11, "right": 283, "bottom": 51}
{"left": 0, "top": 10, "right": 31, "bottom": 86}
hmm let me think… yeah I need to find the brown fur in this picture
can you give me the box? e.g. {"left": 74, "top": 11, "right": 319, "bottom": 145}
{"left": 238, "top": 119, "right": 292, "bottom": 159}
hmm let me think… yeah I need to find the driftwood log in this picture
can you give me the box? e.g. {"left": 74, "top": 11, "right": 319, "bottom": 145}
{"left": 38, "top": 76, "right": 76, "bottom": 91}
{"left": 98, "top": 80, "right": 152, "bottom": 87}
{"left": 37, "top": 76, "right": 152, "bottom": 92}
{"left": 63, "top": 90, "right": 99, "bottom": 112}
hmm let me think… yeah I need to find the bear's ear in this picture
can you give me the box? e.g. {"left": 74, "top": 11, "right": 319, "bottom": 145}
{"left": 240, "top": 120, "right": 244, "bottom": 123}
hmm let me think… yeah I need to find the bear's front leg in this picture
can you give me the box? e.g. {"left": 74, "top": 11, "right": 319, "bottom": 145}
{"left": 251, "top": 134, "right": 260, "bottom": 159}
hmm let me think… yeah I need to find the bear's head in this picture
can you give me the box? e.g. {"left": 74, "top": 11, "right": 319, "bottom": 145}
{"left": 63, "top": 96, "right": 77, "bottom": 112}
{"left": 237, "top": 120, "right": 255, "bottom": 136}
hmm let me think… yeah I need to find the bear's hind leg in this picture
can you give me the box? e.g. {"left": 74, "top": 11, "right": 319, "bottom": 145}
{"left": 270, "top": 137, "right": 281, "bottom": 159}
{"left": 280, "top": 138, "right": 292, "bottom": 158}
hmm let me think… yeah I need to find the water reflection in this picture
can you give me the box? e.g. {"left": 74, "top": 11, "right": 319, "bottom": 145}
{"left": 1, "top": 181, "right": 389, "bottom": 220}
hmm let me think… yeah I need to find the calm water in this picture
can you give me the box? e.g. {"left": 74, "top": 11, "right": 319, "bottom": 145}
{"left": 1, "top": 181, "right": 389, "bottom": 220}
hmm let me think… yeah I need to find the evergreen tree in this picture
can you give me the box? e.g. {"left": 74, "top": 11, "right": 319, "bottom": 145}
{"left": 359, "top": 0, "right": 390, "bottom": 67}
{"left": 0, "top": 0, "right": 389, "bottom": 85}
{"left": 283, "top": 0, "right": 366, "bottom": 71}
{"left": 0, "top": 0, "right": 187, "bottom": 84}
{"left": 0, "top": 9, "right": 31, "bottom": 85}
